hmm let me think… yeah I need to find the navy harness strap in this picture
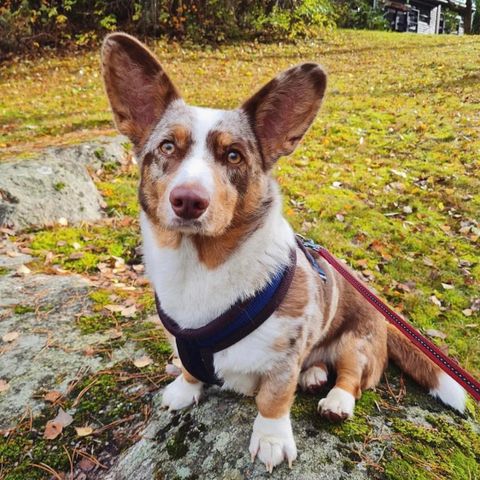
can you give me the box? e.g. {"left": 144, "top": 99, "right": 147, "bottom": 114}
{"left": 155, "top": 248, "right": 297, "bottom": 385}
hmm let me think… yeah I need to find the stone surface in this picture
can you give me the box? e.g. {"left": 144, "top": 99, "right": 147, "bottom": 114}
{"left": 104, "top": 389, "right": 372, "bottom": 480}
{"left": 0, "top": 240, "right": 135, "bottom": 428}
{"left": 0, "top": 136, "right": 128, "bottom": 231}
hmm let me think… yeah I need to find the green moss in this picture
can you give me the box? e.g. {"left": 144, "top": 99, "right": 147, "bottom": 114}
{"left": 13, "top": 304, "right": 35, "bottom": 315}
{"left": 29, "top": 223, "right": 139, "bottom": 274}
{"left": 383, "top": 415, "right": 480, "bottom": 480}
{"left": 291, "top": 389, "right": 379, "bottom": 443}
{"left": 53, "top": 181, "right": 66, "bottom": 192}
{"left": 0, "top": 266, "right": 9, "bottom": 276}
{"left": 77, "top": 313, "right": 116, "bottom": 334}
{"left": 97, "top": 177, "right": 139, "bottom": 217}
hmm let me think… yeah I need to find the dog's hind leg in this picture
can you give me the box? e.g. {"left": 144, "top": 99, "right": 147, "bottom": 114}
{"left": 299, "top": 362, "right": 328, "bottom": 393}
{"left": 318, "top": 330, "right": 386, "bottom": 421}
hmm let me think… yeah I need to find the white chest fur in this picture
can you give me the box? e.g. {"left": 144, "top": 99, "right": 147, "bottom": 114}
{"left": 141, "top": 199, "right": 296, "bottom": 393}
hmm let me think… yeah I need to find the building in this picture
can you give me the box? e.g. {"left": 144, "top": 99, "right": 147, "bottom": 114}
{"left": 376, "top": 0, "right": 475, "bottom": 34}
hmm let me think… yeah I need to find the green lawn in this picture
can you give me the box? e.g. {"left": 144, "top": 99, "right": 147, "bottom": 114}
{"left": 1, "top": 29, "right": 479, "bottom": 480}
{"left": 4, "top": 29, "right": 477, "bottom": 373}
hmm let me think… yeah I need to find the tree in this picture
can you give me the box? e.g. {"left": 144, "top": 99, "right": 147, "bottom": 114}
{"left": 465, "top": 0, "right": 473, "bottom": 33}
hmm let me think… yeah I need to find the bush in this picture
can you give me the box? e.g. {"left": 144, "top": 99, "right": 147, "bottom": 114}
{"left": 334, "top": 0, "right": 388, "bottom": 30}
{"left": 0, "top": 0, "right": 336, "bottom": 58}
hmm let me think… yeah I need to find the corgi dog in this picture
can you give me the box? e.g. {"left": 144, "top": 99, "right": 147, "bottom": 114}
{"left": 101, "top": 33, "right": 466, "bottom": 472}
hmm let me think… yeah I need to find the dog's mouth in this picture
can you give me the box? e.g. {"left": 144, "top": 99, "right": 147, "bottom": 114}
{"left": 168, "top": 217, "right": 207, "bottom": 235}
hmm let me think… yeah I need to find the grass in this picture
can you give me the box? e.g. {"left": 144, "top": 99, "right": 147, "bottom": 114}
{"left": 1, "top": 29, "right": 479, "bottom": 479}
{"left": 2, "top": 29, "right": 477, "bottom": 374}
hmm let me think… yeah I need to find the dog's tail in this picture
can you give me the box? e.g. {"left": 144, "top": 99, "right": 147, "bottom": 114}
{"left": 386, "top": 323, "right": 466, "bottom": 412}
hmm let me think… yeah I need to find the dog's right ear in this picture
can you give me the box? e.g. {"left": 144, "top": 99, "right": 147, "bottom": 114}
{"left": 101, "top": 33, "right": 180, "bottom": 149}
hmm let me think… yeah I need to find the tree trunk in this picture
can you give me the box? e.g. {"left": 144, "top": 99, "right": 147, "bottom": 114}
{"left": 465, "top": 0, "right": 473, "bottom": 34}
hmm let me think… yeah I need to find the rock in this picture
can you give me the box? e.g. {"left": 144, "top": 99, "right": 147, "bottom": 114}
{"left": 0, "top": 248, "right": 135, "bottom": 428}
{"left": 0, "top": 136, "right": 128, "bottom": 231}
{"left": 104, "top": 389, "right": 371, "bottom": 480}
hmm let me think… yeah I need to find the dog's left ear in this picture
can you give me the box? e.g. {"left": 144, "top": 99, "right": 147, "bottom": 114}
{"left": 101, "top": 33, "right": 180, "bottom": 149}
{"left": 242, "top": 63, "right": 327, "bottom": 169}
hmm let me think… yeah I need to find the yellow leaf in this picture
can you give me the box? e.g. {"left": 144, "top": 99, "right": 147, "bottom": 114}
{"left": 75, "top": 426, "right": 93, "bottom": 437}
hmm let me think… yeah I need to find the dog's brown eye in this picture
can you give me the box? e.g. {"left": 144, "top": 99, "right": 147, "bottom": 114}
{"left": 160, "top": 141, "right": 175, "bottom": 155}
{"left": 227, "top": 149, "right": 242, "bottom": 165}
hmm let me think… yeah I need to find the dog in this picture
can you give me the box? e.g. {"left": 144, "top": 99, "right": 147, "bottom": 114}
{"left": 101, "top": 33, "right": 466, "bottom": 472}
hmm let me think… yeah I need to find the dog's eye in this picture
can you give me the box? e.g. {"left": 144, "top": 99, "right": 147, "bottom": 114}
{"left": 227, "top": 149, "right": 242, "bottom": 165}
{"left": 160, "top": 141, "right": 175, "bottom": 155}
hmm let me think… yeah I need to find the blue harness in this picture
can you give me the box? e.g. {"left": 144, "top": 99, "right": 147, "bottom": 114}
{"left": 155, "top": 236, "right": 327, "bottom": 385}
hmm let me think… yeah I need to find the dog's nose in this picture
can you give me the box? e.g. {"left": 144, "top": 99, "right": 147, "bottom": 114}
{"left": 169, "top": 185, "right": 210, "bottom": 220}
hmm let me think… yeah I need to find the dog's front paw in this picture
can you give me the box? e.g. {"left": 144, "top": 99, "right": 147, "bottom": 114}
{"left": 161, "top": 375, "right": 203, "bottom": 411}
{"left": 318, "top": 386, "right": 355, "bottom": 422}
{"left": 249, "top": 413, "right": 297, "bottom": 473}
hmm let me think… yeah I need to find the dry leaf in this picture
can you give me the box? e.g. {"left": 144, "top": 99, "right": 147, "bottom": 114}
{"left": 44, "top": 420, "right": 63, "bottom": 440}
{"left": 425, "top": 329, "right": 447, "bottom": 340}
{"left": 54, "top": 408, "right": 73, "bottom": 427}
{"left": 78, "top": 456, "right": 96, "bottom": 472}
{"left": 0, "top": 379, "right": 10, "bottom": 393}
{"left": 107, "top": 329, "right": 123, "bottom": 340}
{"left": 430, "top": 295, "right": 442, "bottom": 307}
{"left": 105, "top": 304, "right": 123, "bottom": 313}
{"left": 75, "top": 426, "right": 93, "bottom": 437}
{"left": 15, "top": 265, "right": 31, "bottom": 276}
{"left": 441, "top": 283, "right": 454, "bottom": 290}
{"left": 2, "top": 331, "right": 19, "bottom": 343}
{"left": 462, "top": 309, "right": 473, "bottom": 317}
{"left": 6, "top": 250, "right": 20, "bottom": 258}
{"left": 83, "top": 346, "right": 95, "bottom": 356}
{"left": 133, "top": 355, "right": 153, "bottom": 368}
{"left": 121, "top": 305, "right": 137, "bottom": 318}
{"left": 44, "top": 390, "right": 62, "bottom": 403}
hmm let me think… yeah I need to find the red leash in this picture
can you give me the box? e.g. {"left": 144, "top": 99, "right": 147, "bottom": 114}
{"left": 316, "top": 246, "right": 480, "bottom": 402}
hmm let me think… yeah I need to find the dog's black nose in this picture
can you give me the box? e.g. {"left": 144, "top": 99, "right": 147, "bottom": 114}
{"left": 169, "top": 185, "right": 210, "bottom": 220}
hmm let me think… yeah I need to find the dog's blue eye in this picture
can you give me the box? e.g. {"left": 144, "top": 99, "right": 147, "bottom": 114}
{"left": 227, "top": 149, "right": 242, "bottom": 164}
{"left": 160, "top": 141, "right": 175, "bottom": 155}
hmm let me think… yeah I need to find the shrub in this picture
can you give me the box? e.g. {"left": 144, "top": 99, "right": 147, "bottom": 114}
{"left": 334, "top": 0, "right": 388, "bottom": 30}
{"left": 0, "top": 0, "right": 337, "bottom": 57}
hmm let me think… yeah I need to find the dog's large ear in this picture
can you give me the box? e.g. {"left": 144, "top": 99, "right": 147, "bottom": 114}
{"left": 242, "top": 63, "right": 327, "bottom": 169}
{"left": 101, "top": 33, "right": 180, "bottom": 148}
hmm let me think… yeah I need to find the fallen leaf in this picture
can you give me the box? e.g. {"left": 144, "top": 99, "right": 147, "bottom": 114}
{"left": 75, "top": 426, "right": 93, "bottom": 437}
{"left": 441, "top": 283, "right": 454, "bottom": 290}
{"left": 425, "top": 329, "right": 447, "bottom": 340}
{"left": 105, "top": 304, "right": 123, "bottom": 313}
{"left": 54, "top": 408, "right": 73, "bottom": 427}
{"left": 133, "top": 355, "right": 153, "bottom": 368}
{"left": 44, "top": 390, "right": 63, "bottom": 403}
{"left": 470, "top": 299, "right": 480, "bottom": 312}
{"left": 43, "top": 420, "right": 63, "bottom": 440}
{"left": 0, "top": 379, "right": 10, "bottom": 393}
{"left": 107, "top": 329, "right": 123, "bottom": 340}
{"left": 462, "top": 309, "right": 473, "bottom": 317}
{"left": 6, "top": 250, "right": 20, "bottom": 258}
{"left": 430, "top": 295, "right": 442, "bottom": 307}
{"left": 15, "top": 265, "right": 31, "bottom": 276}
{"left": 121, "top": 305, "right": 137, "bottom": 318}
{"left": 78, "top": 456, "right": 96, "bottom": 472}
{"left": 2, "top": 331, "right": 19, "bottom": 343}
{"left": 423, "top": 257, "right": 434, "bottom": 267}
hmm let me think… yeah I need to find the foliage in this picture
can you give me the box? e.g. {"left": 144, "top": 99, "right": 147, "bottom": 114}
{"left": 333, "top": 0, "right": 388, "bottom": 30}
{"left": 443, "top": 7, "right": 462, "bottom": 34}
{"left": 0, "top": 0, "right": 336, "bottom": 57}
{"left": 472, "top": 0, "right": 480, "bottom": 33}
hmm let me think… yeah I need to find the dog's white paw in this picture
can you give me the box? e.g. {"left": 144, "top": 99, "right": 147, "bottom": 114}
{"left": 249, "top": 413, "right": 297, "bottom": 473}
{"left": 161, "top": 375, "right": 203, "bottom": 411}
{"left": 299, "top": 365, "right": 328, "bottom": 393}
{"left": 318, "top": 386, "right": 355, "bottom": 422}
